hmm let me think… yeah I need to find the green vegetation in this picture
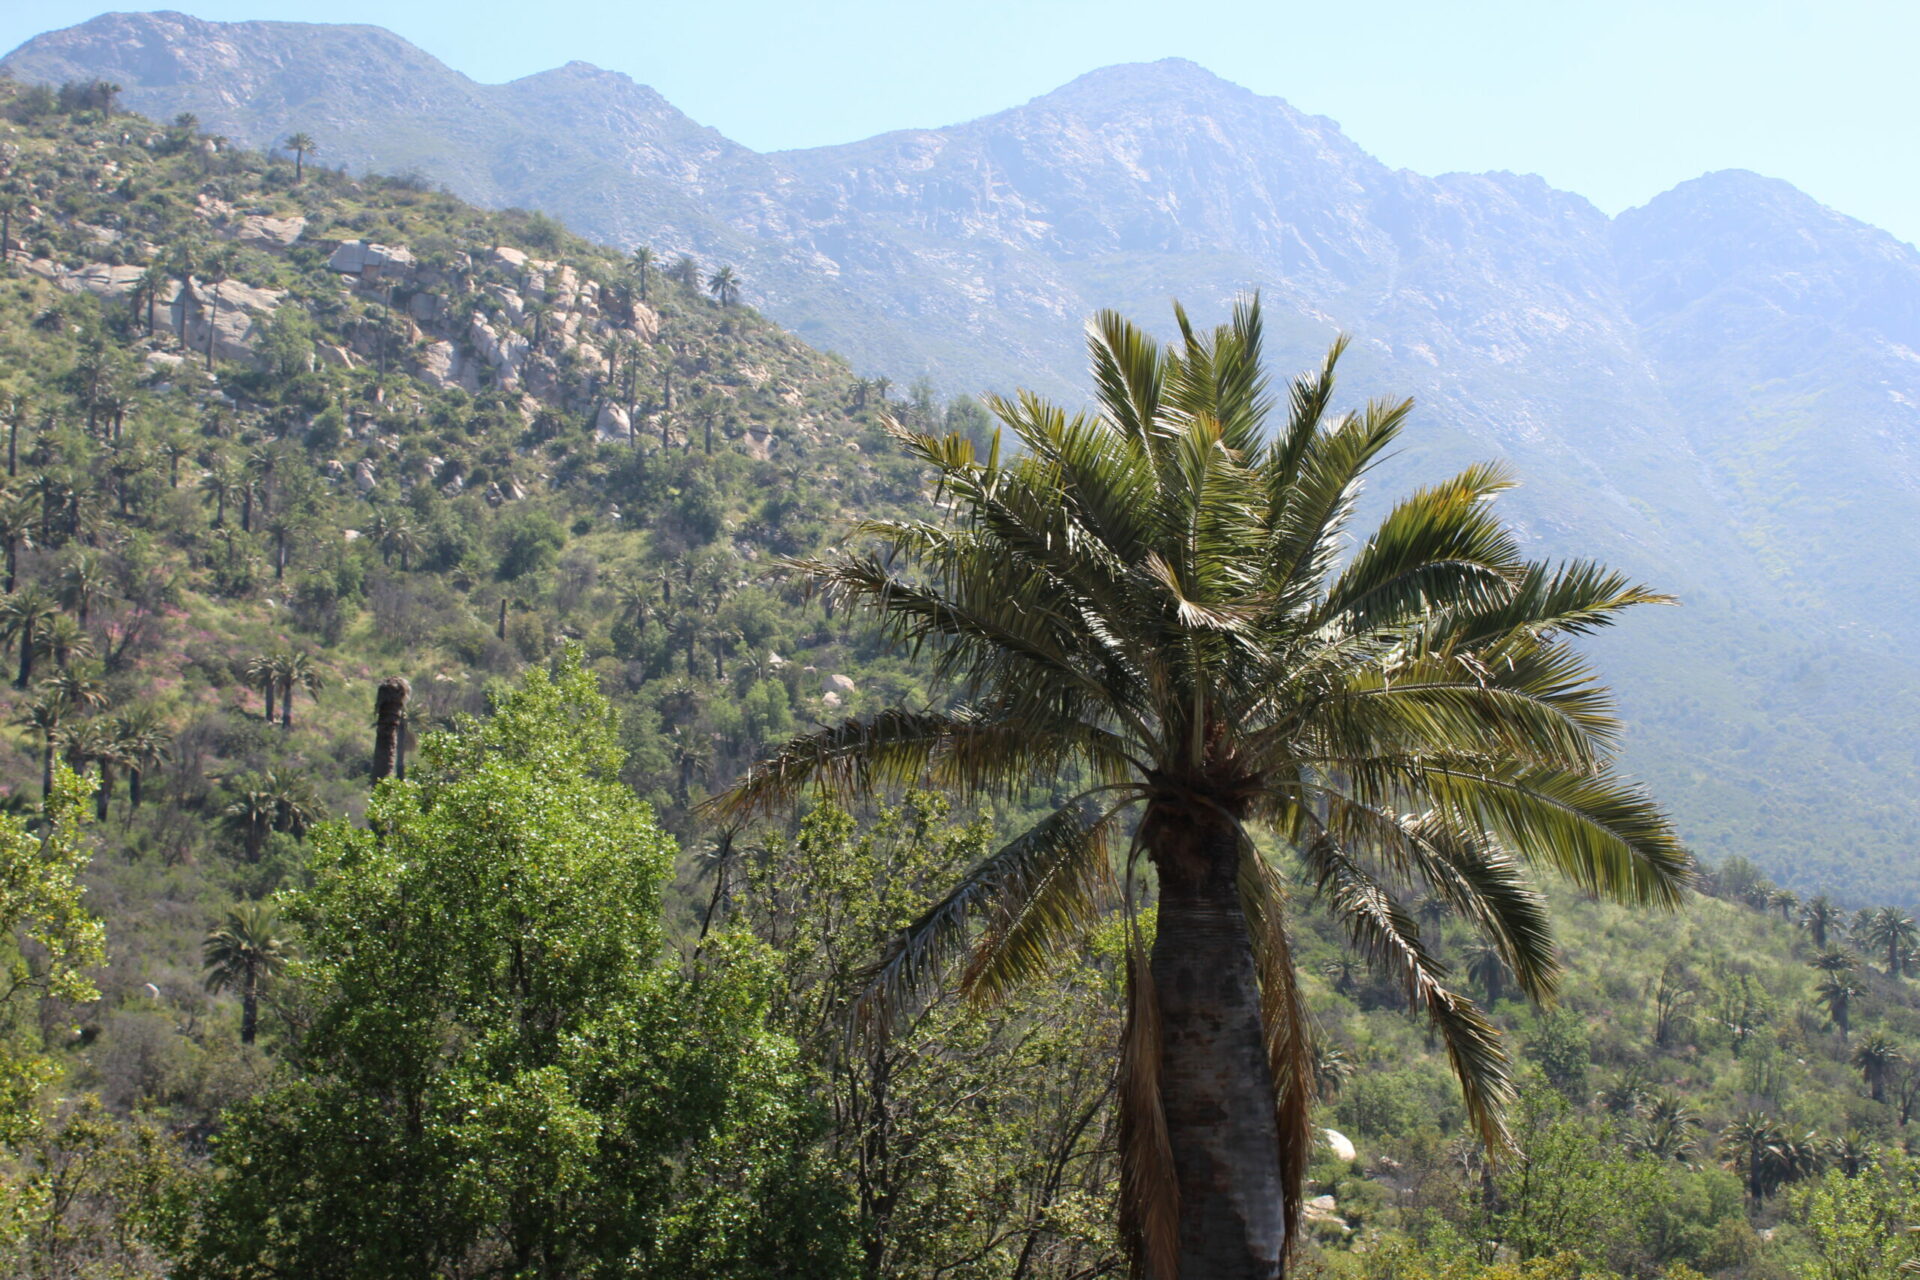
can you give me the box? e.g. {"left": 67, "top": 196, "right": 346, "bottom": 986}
{"left": 0, "top": 80, "right": 1916, "bottom": 1280}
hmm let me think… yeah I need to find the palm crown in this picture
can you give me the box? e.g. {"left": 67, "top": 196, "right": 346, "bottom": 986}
{"left": 717, "top": 297, "right": 1690, "bottom": 1277}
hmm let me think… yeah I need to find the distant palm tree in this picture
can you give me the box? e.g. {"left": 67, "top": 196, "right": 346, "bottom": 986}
{"left": 710, "top": 299, "right": 1688, "bottom": 1275}
{"left": 112, "top": 706, "right": 173, "bottom": 812}
{"left": 1464, "top": 938, "right": 1509, "bottom": 1006}
{"left": 1766, "top": 888, "right": 1799, "bottom": 923}
{"left": 1801, "top": 895, "right": 1844, "bottom": 950}
{"left": 245, "top": 651, "right": 279, "bottom": 724}
{"left": 1852, "top": 1034, "right": 1904, "bottom": 1104}
{"left": 58, "top": 550, "right": 112, "bottom": 626}
{"left": 223, "top": 780, "right": 278, "bottom": 862}
{"left": 203, "top": 902, "right": 293, "bottom": 1044}
{"left": 1728, "top": 1113, "right": 1797, "bottom": 1205}
{"left": 0, "top": 585, "right": 58, "bottom": 687}
{"left": 1824, "top": 1129, "right": 1877, "bottom": 1177}
{"left": 43, "top": 667, "right": 110, "bottom": 718}
{"left": 1861, "top": 908, "right": 1919, "bottom": 979}
{"left": 13, "top": 692, "right": 68, "bottom": 800}
{"left": 1810, "top": 946, "right": 1858, "bottom": 975}
{"left": 199, "top": 461, "right": 238, "bottom": 529}
{"left": 1309, "top": 1042, "right": 1354, "bottom": 1102}
{"left": 283, "top": 132, "right": 317, "bottom": 183}
{"left": 1627, "top": 1092, "right": 1701, "bottom": 1163}
{"left": 630, "top": 244, "right": 654, "bottom": 301}
{"left": 36, "top": 611, "right": 94, "bottom": 672}
{"left": 0, "top": 496, "right": 35, "bottom": 591}
{"left": 274, "top": 649, "right": 324, "bottom": 730}
{"left": 1816, "top": 973, "right": 1859, "bottom": 1039}
{"left": 707, "top": 264, "right": 741, "bottom": 307}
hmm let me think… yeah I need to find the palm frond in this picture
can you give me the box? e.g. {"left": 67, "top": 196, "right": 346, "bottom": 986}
{"left": 855, "top": 798, "right": 1127, "bottom": 1033}
{"left": 1304, "top": 831, "right": 1515, "bottom": 1152}
{"left": 1118, "top": 935, "right": 1180, "bottom": 1280}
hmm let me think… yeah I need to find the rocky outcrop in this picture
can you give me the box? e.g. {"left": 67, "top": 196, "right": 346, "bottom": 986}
{"left": 327, "top": 240, "right": 415, "bottom": 279}
{"left": 229, "top": 214, "right": 305, "bottom": 249}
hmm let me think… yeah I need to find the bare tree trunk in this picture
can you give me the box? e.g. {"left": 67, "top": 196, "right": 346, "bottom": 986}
{"left": 373, "top": 676, "right": 410, "bottom": 782}
{"left": 1146, "top": 804, "right": 1288, "bottom": 1280}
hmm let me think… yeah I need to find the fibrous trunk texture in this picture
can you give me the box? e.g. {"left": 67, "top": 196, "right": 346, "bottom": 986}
{"left": 1148, "top": 803, "right": 1287, "bottom": 1279}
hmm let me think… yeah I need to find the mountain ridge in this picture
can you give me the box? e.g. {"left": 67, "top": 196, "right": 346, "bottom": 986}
{"left": 8, "top": 10, "right": 1920, "bottom": 901}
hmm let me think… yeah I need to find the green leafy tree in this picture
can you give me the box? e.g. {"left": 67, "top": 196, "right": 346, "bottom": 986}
{"left": 202, "top": 901, "right": 292, "bottom": 1045}
{"left": 188, "top": 651, "right": 855, "bottom": 1278}
{"left": 1790, "top": 1155, "right": 1920, "bottom": 1278}
{"left": 715, "top": 299, "right": 1688, "bottom": 1276}
{"left": 0, "top": 766, "right": 104, "bottom": 1147}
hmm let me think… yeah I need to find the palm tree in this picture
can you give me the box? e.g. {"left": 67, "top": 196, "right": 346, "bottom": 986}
{"left": 275, "top": 649, "right": 324, "bottom": 730}
{"left": 200, "top": 247, "right": 238, "bottom": 371}
{"left": 200, "top": 460, "right": 238, "bottom": 529}
{"left": 1464, "top": 939, "right": 1509, "bottom": 1006}
{"left": 246, "top": 651, "right": 279, "bottom": 724}
{"left": 112, "top": 706, "right": 173, "bottom": 812}
{"left": 1825, "top": 1130, "right": 1877, "bottom": 1177}
{"left": 13, "top": 692, "right": 68, "bottom": 801}
{"left": 0, "top": 497, "right": 34, "bottom": 592}
{"left": 0, "top": 585, "right": 58, "bottom": 687}
{"left": 43, "top": 667, "right": 110, "bottom": 718}
{"left": 711, "top": 299, "right": 1688, "bottom": 1276}
{"left": 223, "top": 780, "right": 278, "bottom": 862}
{"left": 367, "top": 508, "right": 420, "bottom": 570}
{"left": 261, "top": 766, "right": 320, "bottom": 837}
{"left": 1309, "top": 1042, "right": 1354, "bottom": 1102}
{"left": 36, "top": 612, "right": 94, "bottom": 672}
{"left": 61, "top": 717, "right": 125, "bottom": 821}
{"left": 1861, "top": 908, "right": 1919, "bottom": 979}
{"left": 283, "top": 132, "right": 317, "bottom": 183}
{"left": 1816, "top": 973, "right": 1859, "bottom": 1039}
{"left": 630, "top": 244, "right": 654, "bottom": 301}
{"left": 1853, "top": 1034, "right": 1904, "bottom": 1104}
{"left": 1628, "top": 1092, "right": 1700, "bottom": 1163}
{"left": 707, "top": 263, "right": 741, "bottom": 307}
{"left": 1766, "top": 888, "right": 1799, "bottom": 923}
{"left": 1719, "top": 1113, "right": 1794, "bottom": 1202}
{"left": 1802, "top": 895, "right": 1844, "bottom": 950}
{"left": 1810, "top": 946, "right": 1858, "bottom": 975}
{"left": 203, "top": 902, "right": 292, "bottom": 1044}
{"left": 57, "top": 550, "right": 112, "bottom": 627}
{"left": 135, "top": 260, "right": 170, "bottom": 335}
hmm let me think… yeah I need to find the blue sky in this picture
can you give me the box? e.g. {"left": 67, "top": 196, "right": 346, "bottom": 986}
{"left": 5, "top": 0, "right": 1917, "bottom": 245}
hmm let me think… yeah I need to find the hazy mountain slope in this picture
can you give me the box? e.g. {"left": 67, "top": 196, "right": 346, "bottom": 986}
{"left": 12, "top": 14, "right": 1920, "bottom": 900}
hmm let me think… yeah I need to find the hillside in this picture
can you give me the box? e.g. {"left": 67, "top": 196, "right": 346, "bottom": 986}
{"left": 0, "top": 84, "right": 1916, "bottom": 1280}
{"left": 8, "top": 14, "right": 1920, "bottom": 905}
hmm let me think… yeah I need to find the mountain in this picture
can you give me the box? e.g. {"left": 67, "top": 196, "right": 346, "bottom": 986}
{"left": 8, "top": 13, "right": 1920, "bottom": 901}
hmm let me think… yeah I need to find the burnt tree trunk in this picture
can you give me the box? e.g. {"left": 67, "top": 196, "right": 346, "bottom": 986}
{"left": 373, "top": 676, "right": 410, "bottom": 782}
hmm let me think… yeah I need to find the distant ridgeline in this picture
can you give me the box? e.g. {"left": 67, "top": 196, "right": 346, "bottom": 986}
{"left": 10, "top": 11, "right": 1920, "bottom": 905}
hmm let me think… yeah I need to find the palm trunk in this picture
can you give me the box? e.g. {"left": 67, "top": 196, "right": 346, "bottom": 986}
{"left": 95, "top": 764, "right": 113, "bottom": 822}
{"left": 129, "top": 766, "right": 143, "bottom": 811}
{"left": 241, "top": 970, "right": 258, "bottom": 1045}
{"left": 1147, "top": 806, "right": 1287, "bottom": 1279}
{"left": 261, "top": 678, "right": 275, "bottom": 724}
{"left": 41, "top": 742, "right": 54, "bottom": 800}
{"left": 281, "top": 680, "right": 293, "bottom": 730}
{"left": 16, "top": 624, "right": 33, "bottom": 688}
